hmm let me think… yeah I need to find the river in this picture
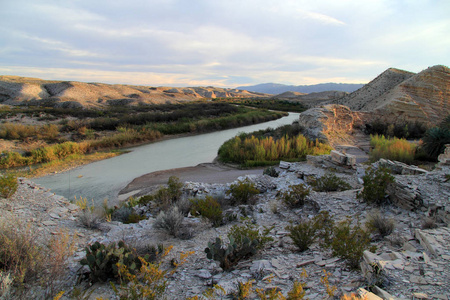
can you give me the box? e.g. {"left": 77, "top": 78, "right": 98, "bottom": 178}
{"left": 34, "top": 113, "right": 300, "bottom": 203}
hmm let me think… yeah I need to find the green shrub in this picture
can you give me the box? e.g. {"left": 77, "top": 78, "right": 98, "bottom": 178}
{"left": 366, "top": 210, "right": 395, "bottom": 238}
{"left": 0, "top": 174, "right": 18, "bottom": 198}
{"left": 421, "top": 127, "right": 450, "bottom": 160}
{"left": 205, "top": 221, "right": 273, "bottom": 270}
{"left": 167, "top": 176, "right": 183, "bottom": 202}
{"left": 137, "top": 194, "right": 154, "bottom": 206}
{"left": 137, "top": 176, "right": 183, "bottom": 211}
{"left": 190, "top": 196, "right": 223, "bottom": 227}
{"left": 326, "top": 219, "right": 372, "bottom": 269}
{"left": 313, "top": 211, "right": 335, "bottom": 247}
{"left": 282, "top": 184, "right": 310, "bottom": 208}
{"left": 227, "top": 178, "right": 260, "bottom": 205}
{"left": 369, "top": 135, "right": 416, "bottom": 164}
{"left": 286, "top": 211, "right": 334, "bottom": 252}
{"left": 309, "top": 173, "right": 351, "bottom": 192}
{"left": 111, "top": 206, "right": 144, "bottom": 224}
{"left": 286, "top": 219, "right": 318, "bottom": 252}
{"left": 0, "top": 151, "right": 28, "bottom": 168}
{"left": 263, "top": 166, "right": 279, "bottom": 177}
{"left": 358, "top": 167, "right": 394, "bottom": 206}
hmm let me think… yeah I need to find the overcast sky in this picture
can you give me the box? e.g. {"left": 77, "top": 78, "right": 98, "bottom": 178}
{"left": 0, "top": 0, "right": 448, "bottom": 87}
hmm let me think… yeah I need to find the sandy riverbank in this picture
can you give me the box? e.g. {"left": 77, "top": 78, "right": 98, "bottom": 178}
{"left": 118, "top": 162, "right": 266, "bottom": 200}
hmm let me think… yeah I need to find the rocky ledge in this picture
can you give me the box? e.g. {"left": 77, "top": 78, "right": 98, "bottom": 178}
{"left": 1, "top": 156, "right": 449, "bottom": 299}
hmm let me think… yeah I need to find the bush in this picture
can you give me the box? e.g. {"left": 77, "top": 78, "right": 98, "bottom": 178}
{"left": 326, "top": 219, "right": 372, "bottom": 269}
{"left": 358, "top": 167, "right": 394, "bottom": 206}
{"left": 167, "top": 176, "right": 183, "bottom": 202}
{"left": 78, "top": 210, "right": 101, "bottom": 229}
{"left": 227, "top": 179, "right": 260, "bottom": 205}
{"left": 366, "top": 210, "right": 395, "bottom": 238}
{"left": 263, "top": 166, "right": 279, "bottom": 177}
{"left": 154, "top": 206, "right": 184, "bottom": 237}
{"left": 190, "top": 196, "right": 223, "bottom": 227}
{"left": 286, "top": 211, "right": 334, "bottom": 252}
{"left": 111, "top": 206, "right": 144, "bottom": 224}
{"left": 0, "top": 174, "right": 18, "bottom": 198}
{"left": 282, "top": 184, "right": 310, "bottom": 208}
{"left": 369, "top": 135, "right": 417, "bottom": 164}
{"left": 137, "top": 176, "right": 183, "bottom": 211}
{"left": 286, "top": 219, "right": 317, "bottom": 252}
{"left": 205, "top": 221, "right": 273, "bottom": 270}
{"left": 421, "top": 127, "right": 450, "bottom": 160}
{"left": 309, "top": 173, "right": 351, "bottom": 192}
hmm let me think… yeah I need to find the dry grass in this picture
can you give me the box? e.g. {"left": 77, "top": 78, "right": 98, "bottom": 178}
{"left": 0, "top": 216, "right": 76, "bottom": 298}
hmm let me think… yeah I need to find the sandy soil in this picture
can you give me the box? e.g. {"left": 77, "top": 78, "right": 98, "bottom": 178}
{"left": 119, "top": 162, "right": 265, "bottom": 198}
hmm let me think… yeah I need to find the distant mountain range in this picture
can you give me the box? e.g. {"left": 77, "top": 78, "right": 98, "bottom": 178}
{"left": 236, "top": 82, "right": 365, "bottom": 95}
{"left": 0, "top": 76, "right": 268, "bottom": 108}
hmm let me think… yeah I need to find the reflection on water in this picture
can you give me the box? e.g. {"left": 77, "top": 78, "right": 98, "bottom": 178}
{"left": 35, "top": 113, "right": 300, "bottom": 203}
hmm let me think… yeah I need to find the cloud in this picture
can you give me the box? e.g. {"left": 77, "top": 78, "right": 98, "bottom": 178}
{"left": 297, "top": 9, "right": 345, "bottom": 26}
{"left": 0, "top": 0, "right": 448, "bottom": 87}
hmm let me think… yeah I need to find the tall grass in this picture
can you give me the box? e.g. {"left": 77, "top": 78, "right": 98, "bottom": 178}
{"left": 88, "top": 128, "right": 162, "bottom": 150}
{"left": 218, "top": 133, "right": 331, "bottom": 167}
{"left": 0, "top": 128, "right": 161, "bottom": 169}
{"left": 369, "top": 134, "right": 416, "bottom": 164}
{"left": 0, "top": 123, "right": 59, "bottom": 141}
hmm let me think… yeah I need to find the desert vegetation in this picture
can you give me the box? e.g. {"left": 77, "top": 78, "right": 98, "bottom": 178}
{"left": 421, "top": 116, "right": 450, "bottom": 160}
{"left": 364, "top": 119, "right": 427, "bottom": 139}
{"left": 218, "top": 125, "right": 332, "bottom": 167}
{"left": 0, "top": 102, "right": 287, "bottom": 175}
{"left": 366, "top": 114, "right": 450, "bottom": 163}
{"left": 369, "top": 134, "right": 417, "bottom": 164}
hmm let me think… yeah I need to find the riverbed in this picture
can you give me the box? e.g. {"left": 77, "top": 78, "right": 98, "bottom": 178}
{"left": 34, "top": 113, "right": 300, "bottom": 204}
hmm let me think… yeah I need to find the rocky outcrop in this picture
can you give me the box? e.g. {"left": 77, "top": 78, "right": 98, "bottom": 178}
{"left": 0, "top": 76, "right": 268, "bottom": 108}
{"left": 298, "top": 104, "right": 367, "bottom": 145}
{"left": 437, "top": 144, "right": 450, "bottom": 170}
{"left": 333, "top": 65, "right": 450, "bottom": 126}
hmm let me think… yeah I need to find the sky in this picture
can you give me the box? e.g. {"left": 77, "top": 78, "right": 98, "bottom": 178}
{"left": 0, "top": 0, "right": 449, "bottom": 88}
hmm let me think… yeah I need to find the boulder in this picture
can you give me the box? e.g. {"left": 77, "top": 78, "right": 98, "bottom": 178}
{"left": 298, "top": 104, "right": 366, "bottom": 144}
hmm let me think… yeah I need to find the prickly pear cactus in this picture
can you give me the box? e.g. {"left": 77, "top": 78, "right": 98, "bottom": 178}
{"left": 80, "top": 241, "right": 143, "bottom": 282}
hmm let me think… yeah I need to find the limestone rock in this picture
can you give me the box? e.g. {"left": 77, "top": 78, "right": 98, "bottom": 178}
{"left": 298, "top": 104, "right": 366, "bottom": 144}
{"left": 374, "top": 159, "right": 428, "bottom": 175}
{"left": 386, "top": 180, "right": 424, "bottom": 210}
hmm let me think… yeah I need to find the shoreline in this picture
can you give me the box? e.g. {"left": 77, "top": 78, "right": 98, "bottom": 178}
{"left": 27, "top": 113, "right": 289, "bottom": 180}
{"left": 118, "top": 160, "right": 266, "bottom": 200}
